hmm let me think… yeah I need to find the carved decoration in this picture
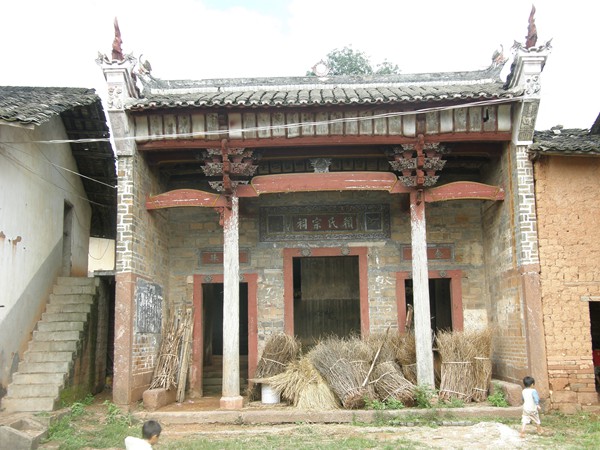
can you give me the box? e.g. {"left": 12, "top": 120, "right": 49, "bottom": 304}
{"left": 112, "top": 17, "right": 125, "bottom": 61}
{"left": 518, "top": 101, "right": 539, "bottom": 142}
{"left": 525, "top": 75, "right": 541, "bottom": 96}
{"left": 310, "top": 158, "right": 332, "bottom": 173}
{"left": 209, "top": 180, "right": 249, "bottom": 192}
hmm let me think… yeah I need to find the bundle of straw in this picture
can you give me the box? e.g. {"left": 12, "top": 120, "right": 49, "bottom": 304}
{"left": 470, "top": 328, "right": 492, "bottom": 401}
{"left": 391, "top": 332, "right": 417, "bottom": 384}
{"left": 364, "top": 331, "right": 395, "bottom": 363}
{"left": 371, "top": 361, "right": 415, "bottom": 406}
{"left": 436, "top": 330, "right": 477, "bottom": 402}
{"left": 254, "top": 333, "right": 301, "bottom": 379}
{"left": 254, "top": 357, "right": 339, "bottom": 410}
{"left": 308, "top": 336, "right": 374, "bottom": 409}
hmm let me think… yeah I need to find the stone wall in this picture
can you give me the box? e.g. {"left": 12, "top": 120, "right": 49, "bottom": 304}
{"left": 534, "top": 155, "right": 600, "bottom": 412}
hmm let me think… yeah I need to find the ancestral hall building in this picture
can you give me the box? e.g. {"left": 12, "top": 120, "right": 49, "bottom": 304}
{"left": 98, "top": 26, "right": 559, "bottom": 409}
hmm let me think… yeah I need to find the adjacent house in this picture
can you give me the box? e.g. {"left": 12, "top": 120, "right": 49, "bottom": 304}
{"left": 0, "top": 87, "right": 116, "bottom": 411}
{"left": 530, "top": 122, "right": 600, "bottom": 412}
{"left": 95, "top": 18, "right": 593, "bottom": 412}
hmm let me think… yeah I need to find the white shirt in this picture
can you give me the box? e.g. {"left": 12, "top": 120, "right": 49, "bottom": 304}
{"left": 522, "top": 387, "right": 540, "bottom": 412}
{"left": 124, "top": 436, "right": 153, "bottom": 449}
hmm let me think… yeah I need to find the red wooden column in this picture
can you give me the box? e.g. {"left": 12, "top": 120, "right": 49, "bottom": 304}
{"left": 220, "top": 195, "right": 243, "bottom": 409}
{"left": 410, "top": 189, "right": 435, "bottom": 387}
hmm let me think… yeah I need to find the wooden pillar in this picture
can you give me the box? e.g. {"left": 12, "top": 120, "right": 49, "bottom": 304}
{"left": 410, "top": 190, "right": 435, "bottom": 387}
{"left": 220, "top": 195, "right": 243, "bottom": 409}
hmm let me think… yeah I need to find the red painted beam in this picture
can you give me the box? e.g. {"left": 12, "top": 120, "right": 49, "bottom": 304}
{"left": 146, "top": 189, "right": 227, "bottom": 210}
{"left": 424, "top": 181, "right": 505, "bottom": 203}
{"left": 246, "top": 172, "right": 406, "bottom": 195}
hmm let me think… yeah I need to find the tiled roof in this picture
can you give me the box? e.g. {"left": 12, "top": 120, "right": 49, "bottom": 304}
{"left": 129, "top": 64, "right": 520, "bottom": 110}
{"left": 0, "top": 86, "right": 117, "bottom": 238}
{"left": 531, "top": 128, "right": 600, "bottom": 156}
{"left": 0, "top": 86, "right": 101, "bottom": 125}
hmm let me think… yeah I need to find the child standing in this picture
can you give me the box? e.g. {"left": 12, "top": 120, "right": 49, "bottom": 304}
{"left": 520, "top": 376, "right": 542, "bottom": 438}
{"left": 125, "top": 420, "right": 162, "bottom": 449}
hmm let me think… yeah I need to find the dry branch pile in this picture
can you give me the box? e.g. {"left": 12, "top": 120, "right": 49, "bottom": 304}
{"left": 254, "top": 333, "right": 301, "bottom": 379}
{"left": 254, "top": 357, "right": 339, "bottom": 410}
{"left": 436, "top": 329, "right": 492, "bottom": 402}
{"left": 308, "top": 336, "right": 375, "bottom": 409}
{"left": 370, "top": 360, "right": 415, "bottom": 405}
{"left": 391, "top": 332, "right": 417, "bottom": 384}
{"left": 150, "top": 309, "right": 193, "bottom": 394}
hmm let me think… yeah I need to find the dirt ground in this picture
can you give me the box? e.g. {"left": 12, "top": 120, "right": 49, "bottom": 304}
{"left": 158, "top": 421, "right": 544, "bottom": 449}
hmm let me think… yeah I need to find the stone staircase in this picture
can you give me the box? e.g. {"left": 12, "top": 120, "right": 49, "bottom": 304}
{"left": 1, "top": 277, "right": 97, "bottom": 413}
{"left": 203, "top": 355, "right": 248, "bottom": 396}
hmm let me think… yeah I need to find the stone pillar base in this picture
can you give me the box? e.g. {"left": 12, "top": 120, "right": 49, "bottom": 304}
{"left": 220, "top": 395, "right": 244, "bottom": 410}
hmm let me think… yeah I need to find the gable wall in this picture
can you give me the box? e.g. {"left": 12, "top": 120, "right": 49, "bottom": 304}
{"left": 534, "top": 155, "right": 600, "bottom": 412}
{"left": 0, "top": 117, "right": 91, "bottom": 396}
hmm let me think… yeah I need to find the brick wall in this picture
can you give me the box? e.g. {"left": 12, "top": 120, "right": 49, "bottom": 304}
{"left": 166, "top": 190, "right": 490, "bottom": 355}
{"left": 116, "top": 151, "right": 169, "bottom": 399}
{"left": 481, "top": 144, "right": 531, "bottom": 384}
{"left": 534, "top": 155, "right": 600, "bottom": 412}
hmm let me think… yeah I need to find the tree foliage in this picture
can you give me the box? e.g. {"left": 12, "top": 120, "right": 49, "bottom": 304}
{"left": 308, "top": 46, "right": 400, "bottom": 76}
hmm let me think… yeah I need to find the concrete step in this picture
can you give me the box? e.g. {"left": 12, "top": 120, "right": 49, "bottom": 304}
{"left": 33, "top": 330, "right": 80, "bottom": 341}
{"left": 46, "top": 303, "right": 92, "bottom": 314}
{"left": 11, "top": 372, "right": 66, "bottom": 385}
{"left": 37, "top": 321, "right": 84, "bottom": 332}
{"left": 42, "top": 312, "right": 88, "bottom": 322}
{"left": 8, "top": 383, "right": 61, "bottom": 398}
{"left": 52, "top": 284, "right": 96, "bottom": 295}
{"left": 56, "top": 277, "right": 95, "bottom": 286}
{"left": 24, "top": 351, "right": 73, "bottom": 363}
{"left": 28, "top": 340, "right": 78, "bottom": 352}
{"left": 1, "top": 396, "right": 57, "bottom": 413}
{"left": 49, "top": 293, "right": 94, "bottom": 304}
{"left": 18, "top": 361, "right": 70, "bottom": 373}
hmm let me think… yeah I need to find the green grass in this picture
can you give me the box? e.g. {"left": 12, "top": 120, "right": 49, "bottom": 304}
{"left": 41, "top": 394, "right": 600, "bottom": 450}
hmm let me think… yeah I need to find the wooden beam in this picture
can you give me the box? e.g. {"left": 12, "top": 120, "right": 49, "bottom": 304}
{"left": 424, "top": 181, "right": 505, "bottom": 203}
{"left": 136, "top": 132, "right": 512, "bottom": 151}
{"left": 248, "top": 172, "right": 407, "bottom": 195}
{"left": 146, "top": 189, "right": 226, "bottom": 209}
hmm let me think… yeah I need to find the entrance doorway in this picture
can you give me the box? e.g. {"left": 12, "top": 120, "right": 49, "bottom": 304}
{"left": 61, "top": 201, "right": 73, "bottom": 276}
{"left": 201, "top": 283, "right": 248, "bottom": 394}
{"left": 404, "top": 279, "right": 452, "bottom": 332}
{"left": 589, "top": 301, "right": 600, "bottom": 392}
{"left": 293, "top": 256, "right": 360, "bottom": 348}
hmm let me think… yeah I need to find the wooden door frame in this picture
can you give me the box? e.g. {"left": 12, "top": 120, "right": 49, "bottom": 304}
{"left": 395, "top": 270, "right": 464, "bottom": 332}
{"left": 283, "top": 247, "right": 370, "bottom": 337}
{"left": 190, "top": 273, "right": 258, "bottom": 397}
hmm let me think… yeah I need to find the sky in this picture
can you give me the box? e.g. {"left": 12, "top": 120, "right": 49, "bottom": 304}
{"left": 1, "top": 0, "right": 598, "bottom": 130}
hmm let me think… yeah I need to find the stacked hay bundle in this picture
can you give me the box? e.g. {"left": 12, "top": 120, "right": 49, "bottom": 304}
{"left": 365, "top": 331, "right": 415, "bottom": 405}
{"left": 256, "top": 356, "right": 340, "bottom": 410}
{"left": 254, "top": 333, "right": 301, "bottom": 379}
{"left": 391, "top": 332, "right": 417, "bottom": 385}
{"left": 308, "top": 335, "right": 375, "bottom": 409}
{"left": 470, "top": 328, "right": 493, "bottom": 402}
{"left": 436, "top": 330, "right": 478, "bottom": 402}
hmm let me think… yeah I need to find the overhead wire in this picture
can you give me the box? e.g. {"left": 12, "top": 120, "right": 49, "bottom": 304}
{"left": 1, "top": 96, "right": 519, "bottom": 146}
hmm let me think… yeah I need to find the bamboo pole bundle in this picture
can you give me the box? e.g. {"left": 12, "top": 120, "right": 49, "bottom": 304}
{"left": 308, "top": 336, "right": 373, "bottom": 409}
{"left": 371, "top": 361, "right": 415, "bottom": 406}
{"left": 254, "top": 333, "right": 301, "bottom": 379}
{"left": 150, "top": 310, "right": 183, "bottom": 390}
{"left": 176, "top": 308, "right": 194, "bottom": 402}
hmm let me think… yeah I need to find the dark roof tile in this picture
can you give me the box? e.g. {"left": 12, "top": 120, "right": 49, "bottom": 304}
{"left": 531, "top": 128, "right": 600, "bottom": 156}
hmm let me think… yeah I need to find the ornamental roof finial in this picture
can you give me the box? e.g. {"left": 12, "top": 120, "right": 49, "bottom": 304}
{"left": 112, "top": 17, "right": 124, "bottom": 61}
{"left": 525, "top": 5, "right": 538, "bottom": 49}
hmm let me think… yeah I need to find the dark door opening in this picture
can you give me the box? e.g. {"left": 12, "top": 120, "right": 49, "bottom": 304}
{"left": 201, "top": 283, "right": 248, "bottom": 395}
{"left": 405, "top": 278, "right": 452, "bottom": 332}
{"left": 61, "top": 201, "right": 73, "bottom": 276}
{"left": 293, "top": 256, "right": 360, "bottom": 348}
{"left": 589, "top": 302, "right": 600, "bottom": 392}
